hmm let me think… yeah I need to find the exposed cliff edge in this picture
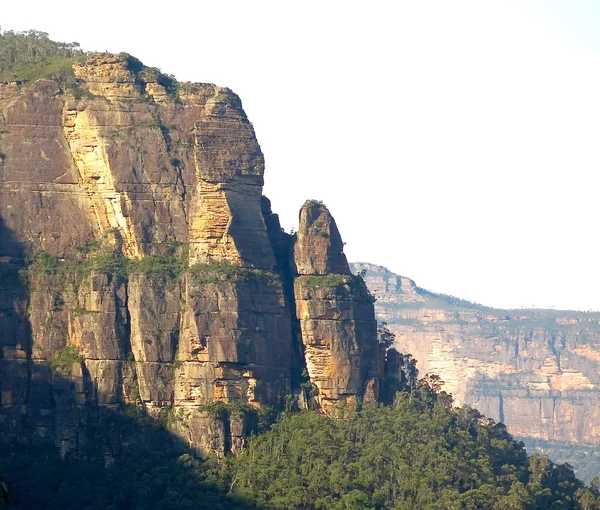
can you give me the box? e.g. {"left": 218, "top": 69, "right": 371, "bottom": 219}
{"left": 352, "top": 262, "right": 600, "bottom": 480}
{"left": 0, "top": 53, "right": 384, "bottom": 457}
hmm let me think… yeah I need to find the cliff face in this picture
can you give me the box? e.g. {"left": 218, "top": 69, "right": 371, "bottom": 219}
{"left": 293, "top": 203, "right": 380, "bottom": 414}
{"left": 0, "top": 54, "right": 288, "bottom": 455}
{"left": 0, "top": 54, "right": 382, "bottom": 457}
{"left": 352, "top": 262, "right": 600, "bottom": 477}
{"left": 1, "top": 54, "right": 271, "bottom": 266}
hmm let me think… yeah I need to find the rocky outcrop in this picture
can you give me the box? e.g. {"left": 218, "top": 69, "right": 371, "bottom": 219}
{"left": 0, "top": 54, "right": 289, "bottom": 456}
{"left": 293, "top": 203, "right": 379, "bottom": 414}
{"left": 352, "top": 262, "right": 600, "bottom": 477}
{"left": 1, "top": 53, "right": 272, "bottom": 266}
{"left": 0, "top": 53, "right": 386, "bottom": 458}
{"left": 294, "top": 200, "right": 350, "bottom": 275}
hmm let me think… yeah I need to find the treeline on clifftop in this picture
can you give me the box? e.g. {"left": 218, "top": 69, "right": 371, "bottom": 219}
{"left": 3, "top": 376, "right": 600, "bottom": 509}
{"left": 0, "top": 28, "right": 83, "bottom": 82}
{"left": 0, "top": 29, "right": 175, "bottom": 93}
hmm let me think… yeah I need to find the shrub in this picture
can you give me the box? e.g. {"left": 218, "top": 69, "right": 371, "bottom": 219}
{"left": 47, "top": 345, "right": 83, "bottom": 375}
{"left": 189, "top": 262, "right": 279, "bottom": 287}
{"left": 26, "top": 252, "right": 59, "bottom": 273}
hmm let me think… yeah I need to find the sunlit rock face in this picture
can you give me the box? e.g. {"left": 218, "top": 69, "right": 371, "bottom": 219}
{"left": 352, "top": 262, "right": 600, "bottom": 475}
{"left": 293, "top": 203, "right": 380, "bottom": 415}
{"left": 293, "top": 200, "right": 350, "bottom": 276}
{"left": 1, "top": 53, "right": 273, "bottom": 266}
{"left": 0, "top": 54, "right": 289, "bottom": 456}
{"left": 0, "top": 53, "right": 390, "bottom": 458}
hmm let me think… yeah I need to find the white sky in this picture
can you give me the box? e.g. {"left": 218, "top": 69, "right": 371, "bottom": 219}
{"left": 3, "top": 1, "right": 600, "bottom": 311}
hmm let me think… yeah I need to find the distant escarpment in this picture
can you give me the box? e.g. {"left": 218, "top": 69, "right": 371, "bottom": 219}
{"left": 0, "top": 52, "right": 384, "bottom": 458}
{"left": 352, "top": 262, "right": 600, "bottom": 480}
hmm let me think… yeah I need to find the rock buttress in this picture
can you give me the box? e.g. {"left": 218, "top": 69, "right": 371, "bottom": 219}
{"left": 0, "top": 54, "right": 290, "bottom": 456}
{"left": 292, "top": 201, "right": 379, "bottom": 414}
{"left": 0, "top": 53, "right": 274, "bottom": 266}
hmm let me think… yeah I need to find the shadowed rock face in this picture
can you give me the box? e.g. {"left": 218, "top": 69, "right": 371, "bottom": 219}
{"left": 293, "top": 203, "right": 379, "bottom": 414}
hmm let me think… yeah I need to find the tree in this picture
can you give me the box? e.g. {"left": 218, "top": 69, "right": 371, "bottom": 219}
{"left": 377, "top": 321, "right": 395, "bottom": 349}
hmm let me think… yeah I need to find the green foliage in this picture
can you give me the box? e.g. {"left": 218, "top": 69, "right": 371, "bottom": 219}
{"left": 25, "top": 240, "right": 189, "bottom": 293}
{"left": 418, "top": 288, "right": 492, "bottom": 311}
{"left": 303, "top": 199, "right": 324, "bottom": 208}
{"left": 519, "top": 437, "right": 600, "bottom": 485}
{"left": 381, "top": 350, "right": 420, "bottom": 405}
{"left": 129, "top": 254, "right": 181, "bottom": 279}
{"left": 226, "top": 393, "right": 594, "bottom": 509}
{"left": 74, "top": 239, "right": 103, "bottom": 254}
{"left": 0, "top": 442, "right": 257, "bottom": 510}
{"left": 377, "top": 321, "right": 395, "bottom": 349}
{"left": 202, "top": 402, "right": 278, "bottom": 434}
{"left": 129, "top": 242, "right": 188, "bottom": 279}
{"left": 24, "top": 244, "right": 284, "bottom": 303}
{"left": 300, "top": 273, "right": 352, "bottom": 289}
{"left": 72, "top": 305, "right": 93, "bottom": 316}
{"left": 299, "top": 368, "right": 319, "bottom": 408}
{"left": 189, "top": 262, "right": 280, "bottom": 287}
{"left": 0, "top": 55, "right": 82, "bottom": 85}
{"left": 26, "top": 251, "right": 59, "bottom": 273}
{"left": 157, "top": 405, "right": 174, "bottom": 427}
{"left": 203, "top": 401, "right": 230, "bottom": 421}
{"left": 299, "top": 273, "right": 376, "bottom": 302}
{"left": 0, "top": 29, "right": 83, "bottom": 82}
{"left": 47, "top": 345, "right": 83, "bottom": 375}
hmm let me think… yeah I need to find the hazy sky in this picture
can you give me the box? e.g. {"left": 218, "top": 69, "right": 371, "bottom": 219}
{"left": 3, "top": 1, "right": 600, "bottom": 310}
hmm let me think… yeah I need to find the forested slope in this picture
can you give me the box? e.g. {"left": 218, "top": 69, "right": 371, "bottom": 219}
{"left": 226, "top": 386, "right": 599, "bottom": 509}
{"left": 3, "top": 372, "right": 599, "bottom": 509}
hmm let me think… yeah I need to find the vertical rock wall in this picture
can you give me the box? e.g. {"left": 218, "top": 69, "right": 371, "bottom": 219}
{"left": 292, "top": 201, "right": 380, "bottom": 414}
{"left": 0, "top": 55, "right": 385, "bottom": 457}
{"left": 0, "top": 54, "right": 292, "bottom": 456}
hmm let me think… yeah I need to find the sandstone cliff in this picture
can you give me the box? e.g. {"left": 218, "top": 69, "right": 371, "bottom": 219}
{"left": 352, "top": 262, "right": 600, "bottom": 479}
{"left": 293, "top": 202, "right": 380, "bottom": 414}
{"left": 0, "top": 53, "right": 384, "bottom": 457}
{"left": 0, "top": 53, "right": 290, "bottom": 456}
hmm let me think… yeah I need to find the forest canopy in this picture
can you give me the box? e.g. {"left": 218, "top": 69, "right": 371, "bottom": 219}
{"left": 225, "top": 390, "right": 599, "bottom": 509}
{"left": 3, "top": 372, "right": 600, "bottom": 509}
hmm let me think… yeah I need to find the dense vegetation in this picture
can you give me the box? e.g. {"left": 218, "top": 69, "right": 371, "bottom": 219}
{"left": 2, "top": 371, "right": 600, "bottom": 508}
{"left": 0, "top": 28, "right": 84, "bottom": 83}
{"left": 0, "top": 439, "right": 256, "bottom": 510}
{"left": 6, "top": 243, "right": 600, "bottom": 508}
{"left": 24, "top": 240, "right": 283, "bottom": 293}
{"left": 520, "top": 438, "right": 600, "bottom": 486}
{"left": 0, "top": 29, "right": 176, "bottom": 99}
{"left": 26, "top": 239, "right": 190, "bottom": 284}
{"left": 225, "top": 393, "right": 599, "bottom": 509}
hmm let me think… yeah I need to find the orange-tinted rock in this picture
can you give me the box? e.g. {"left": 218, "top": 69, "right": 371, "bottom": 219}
{"left": 0, "top": 54, "right": 274, "bottom": 267}
{"left": 352, "top": 262, "right": 600, "bottom": 476}
{"left": 293, "top": 204, "right": 379, "bottom": 414}
{"left": 0, "top": 54, "right": 287, "bottom": 455}
{"left": 294, "top": 201, "right": 350, "bottom": 276}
